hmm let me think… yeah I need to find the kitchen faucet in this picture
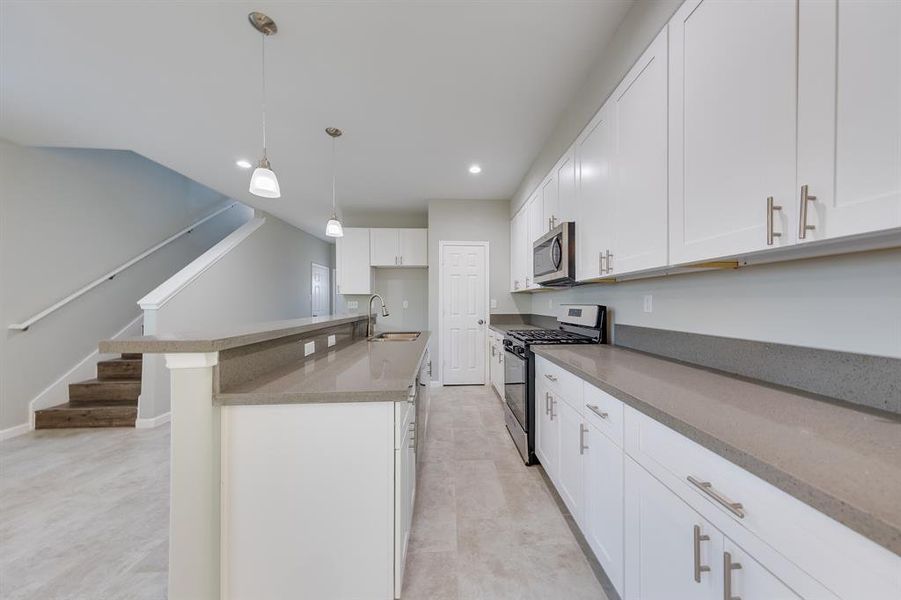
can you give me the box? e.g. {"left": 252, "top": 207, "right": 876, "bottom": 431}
{"left": 367, "top": 294, "right": 390, "bottom": 338}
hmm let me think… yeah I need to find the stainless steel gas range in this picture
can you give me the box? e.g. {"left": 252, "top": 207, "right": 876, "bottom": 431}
{"left": 502, "top": 304, "right": 607, "bottom": 465}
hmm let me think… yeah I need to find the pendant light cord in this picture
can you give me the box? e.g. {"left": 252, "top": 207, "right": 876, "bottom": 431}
{"left": 261, "top": 33, "right": 268, "bottom": 160}
{"left": 331, "top": 135, "right": 337, "bottom": 213}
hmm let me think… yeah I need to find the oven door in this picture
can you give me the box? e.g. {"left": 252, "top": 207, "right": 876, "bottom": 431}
{"left": 533, "top": 222, "right": 575, "bottom": 285}
{"left": 503, "top": 345, "right": 528, "bottom": 431}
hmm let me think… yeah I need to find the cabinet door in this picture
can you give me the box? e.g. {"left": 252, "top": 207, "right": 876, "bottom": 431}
{"left": 798, "top": 0, "right": 901, "bottom": 241}
{"left": 370, "top": 228, "right": 399, "bottom": 266}
{"left": 555, "top": 399, "right": 583, "bottom": 522}
{"left": 398, "top": 229, "right": 428, "bottom": 266}
{"left": 722, "top": 538, "right": 802, "bottom": 600}
{"left": 336, "top": 228, "right": 371, "bottom": 295}
{"left": 625, "top": 458, "right": 721, "bottom": 600}
{"left": 542, "top": 173, "right": 558, "bottom": 233}
{"left": 611, "top": 29, "right": 668, "bottom": 276}
{"left": 576, "top": 100, "right": 616, "bottom": 281}
{"left": 583, "top": 424, "right": 625, "bottom": 597}
{"left": 510, "top": 210, "right": 525, "bottom": 291}
{"left": 535, "top": 384, "right": 560, "bottom": 481}
{"left": 556, "top": 147, "right": 577, "bottom": 224}
{"left": 526, "top": 192, "right": 543, "bottom": 289}
{"left": 669, "top": 0, "right": 798, "bottom": 263}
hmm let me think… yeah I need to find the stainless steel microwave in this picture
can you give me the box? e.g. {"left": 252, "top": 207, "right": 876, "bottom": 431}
{"left": 533, "top": 221, "right": 576, "bottom": 286}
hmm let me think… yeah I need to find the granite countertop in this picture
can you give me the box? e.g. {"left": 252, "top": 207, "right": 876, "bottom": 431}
{"left": 532, "top": 344, "right": 901, "bottom": 555}
{"left": 99, "top": 314, "right": 369, "bottom": 354}
{"left": 216, "top": 333, "right": 431, "bottom": 405}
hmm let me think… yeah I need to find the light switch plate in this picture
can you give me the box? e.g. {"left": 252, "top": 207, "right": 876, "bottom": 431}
{"left": 402, "top": 300, "right": 409, "bottom": 309}
{"left": 490, "top": 298, "right": 497, "bottom": 309}
{"left": 304, "top": 341, "right": 315, "bottom": 356}
{"left": 327, "top": 335, "right": 336, "bottom": 347}
{"left": 347, "top": 300, "right": 358, "bottom": 310}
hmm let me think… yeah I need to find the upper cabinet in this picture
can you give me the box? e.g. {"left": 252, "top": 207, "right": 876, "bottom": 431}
{"left": 798, "top": 0, "right": 901, "bottom": 242}
{"left": 555, "top": 147, "right": 577, "bottom": 225}
{"left": 541, "top": 174, "right": 558, "bottom": 235}
{"left": 335, "top": 228, "right": 372, "bottom": 295}
{"left": 370, "top": 228, "right": 428, "bottom": 267}
{"left": 510, "top": 208, "right": 527, "bottom": 291}
{"left": 576, "top": 101, "right": 616, "bottom": 281}
{"left": 668, "top": 0, "right": 799, "bottom": 264}
{"left": 526, "top": 192, "right": 544, "bottom": 289}
{"left": 610, "top": 30, "right": 669, "bottom": 276}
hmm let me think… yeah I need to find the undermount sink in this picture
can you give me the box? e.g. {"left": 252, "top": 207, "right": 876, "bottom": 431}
{"left": 369, "top": 331, "right": 422, "bottom": 342}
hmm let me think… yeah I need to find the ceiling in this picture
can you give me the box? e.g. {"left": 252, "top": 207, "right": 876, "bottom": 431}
{"left": 1, "top": 1, "right": 632, "bottom": 240}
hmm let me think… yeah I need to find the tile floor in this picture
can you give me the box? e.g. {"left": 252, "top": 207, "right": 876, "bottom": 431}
{"left": 0, "top": 386, "right": 607, "bottom": 600}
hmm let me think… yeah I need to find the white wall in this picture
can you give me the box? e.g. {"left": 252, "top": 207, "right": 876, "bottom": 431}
{"left": 0, "top": 138, "right": 250, "bottom": 431}
{"left": 511, "top": 0, "right": 681, "bottom": 215}
{"left": 427, "top": 199, "right": 530, "bottom": 380}
{"left": 530, "top": 248, "right": 901, "bottom": 359}
{"left": 141, "top": 213, "right": 334, "bottom": 419}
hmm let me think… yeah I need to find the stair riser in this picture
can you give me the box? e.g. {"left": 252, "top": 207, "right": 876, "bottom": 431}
{"left": 97, "top": 361, "right": 142, "bottom": 380}
{"left": 35, "top": 408, "right": 136, "bottom": 429}
{"left": 69, "top": 382, "right": 140, "bottom": 403}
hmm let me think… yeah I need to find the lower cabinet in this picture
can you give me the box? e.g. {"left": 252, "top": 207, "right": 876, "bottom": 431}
{"left": 583, "top": 423, "right": 624, "bottom": 595}
{"left": 534, "top": 381, "right": 560, "bottom": 481}
{"left": 555, "top": 398, "right": 584, "bottom": 521}
{"left": 394, "top": 399, "right": 417, "bottom": 599}
{"left": 488, "top": 330, "right": 505, "bottom": 398}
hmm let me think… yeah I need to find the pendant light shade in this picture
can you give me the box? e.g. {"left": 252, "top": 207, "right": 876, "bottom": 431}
{"left": 325, "top": 127, "right": 344, "bottom": 238}
{"left": 248, "top": 12, "right": 280, "bottom": 199}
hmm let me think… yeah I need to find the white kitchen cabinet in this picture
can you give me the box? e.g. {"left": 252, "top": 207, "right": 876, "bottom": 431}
{"left": 541, "top": 173, "right": 558, "bottom": 234}
{"left": 576, "top": 100, "right": 616, "bottom": 281}
{"left": 370, "top": 228, "right": 428, "bottom": 267}
{"left": 556, "top": 398, "right": 584, "bottom": 521}
{"left": 394, "top": 400, "right": 416, "bottom": 599}
{"left": 668, "top": 0, "right": 798, "bottom": 264}
{"left": 526, "top": 192, "right": 544, "bottom": 289}
{"left": 722, "top": 537, "right": 803, "bottom": 600}
{"left": 610, "top": 29, "right": 668, "bottom": 276}
{"left": 625, "top": 457, "right": 723, "bottom": 600}
{"left": 335, "top": 227, "right": 371, "bottom": 295}
{"left": 488, "top": 330, "right": 504, "bottom": 398}
{"left": 582, "top": 422, "right": 624, "bottom": 597}
{"left": 535, "top": 381, "right": 560, "bottom": 484}
{"left": 798, "top": 0, "right": 901, "bottom": 243}
{"left": 510, "top": 208, "right": 528, "bottom": 292}
{"left": 556, "top": 147, "right": 577, "bottom": 226}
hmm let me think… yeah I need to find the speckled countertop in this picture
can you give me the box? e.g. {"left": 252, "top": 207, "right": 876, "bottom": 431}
{"left": 99, "top": 314, "right": 368, "bottom": 354}
{"left": 533, "top": 344, "right": 901, "bottom": 556}
{"left": 216, "top": 333, "right": 431, "bottom": 405}
{"left": 488, "top": 323, "right": 546, "bottom": 334}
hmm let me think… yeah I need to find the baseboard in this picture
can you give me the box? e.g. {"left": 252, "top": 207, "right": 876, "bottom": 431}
{"left": 0, "top": 422, "right": 30, "bottom": 441}
{"left": 135, "top": 411, "right": 171, "bottom": 429}
{"left": 28, "top": 314, "right": 144, "bottom": 427}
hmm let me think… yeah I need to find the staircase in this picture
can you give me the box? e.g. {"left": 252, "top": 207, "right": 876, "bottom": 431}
{"left": 35, "top": 354, "right": 142, "bottom": 429}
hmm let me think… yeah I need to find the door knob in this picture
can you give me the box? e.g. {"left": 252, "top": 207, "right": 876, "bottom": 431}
{"left": 478, "top": 319, "right": 485, "bottom": 325}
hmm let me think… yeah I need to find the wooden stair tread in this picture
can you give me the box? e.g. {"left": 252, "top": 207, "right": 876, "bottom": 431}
{"left": 97, "top": 358, "right": 142, "bottom": 380}
{"left": 35, "top": 402, "right": 137, "bottom": 429}
{"left": 69, "top": 378, "right": 141, "bottom": 403}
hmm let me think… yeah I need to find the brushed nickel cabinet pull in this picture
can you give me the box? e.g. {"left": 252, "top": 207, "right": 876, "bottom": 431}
{"left": 579, "top": 424, "right": 588, "bottom": 454}
{"left": 693, "top": 525, "right": 711, "bottom": 583}
{"left": 545, "top": 391, "right": 551, "bottom": 415}
{"left": 586, "top": 404, "right": 608, "bottom": 419}
{"left": 526, "top": 276, "right": 531, "bottom": 287}
{"left": 550, "top": 397, "right": 556, "bottom": 420}
{"left": 544, "top": 373, "right": 558, "bottom": 382}
{"left": 598, "top": 251, "right": 604, "bottom": 276}
{"left": 766, "top": 196, "right": 782, "bottom": 246}
{"left": 605, "top": 250, "right": 613, "bottom": 274}
{"left": 687, "top": 476, "right": 745, "bottom": 518}
{"left": 548, "top": 216, "right": 553, "bottom": 231}
{"left": 723, "top": 552, "right": 742, "bottom": 600}
{"left": 799, "top": 184, "right": 817, "bottom": 239}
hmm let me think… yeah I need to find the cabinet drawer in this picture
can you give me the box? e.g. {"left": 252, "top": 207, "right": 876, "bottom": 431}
{"left": 624, "top": 406, "right": 901, "bottom": 600}
{"left": 535, "top": 356, "right": 582, "bottom": 408}
{"left": 582, "top": 383, "right": 623, "bottom": 448}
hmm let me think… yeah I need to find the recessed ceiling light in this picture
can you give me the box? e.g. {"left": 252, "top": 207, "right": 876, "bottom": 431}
{"left": 236, "top": 159, "right": 252, "bottom": 169}
{"left": 469, "top": 164, "right": 482, "bottom": 174}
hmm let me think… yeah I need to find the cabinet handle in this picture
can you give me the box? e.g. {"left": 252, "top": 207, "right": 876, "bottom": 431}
{"left": 693, "top": 525, "right": 711, "bottom": 583}
{"left": 605, "top": 249, "right": 613, "bottom": 274}
{"left": 687, "top": 476, "right": 745, "bottom": 518}
{"left": 409, "top": 433, "right": 415, "bottom": 448}
{"left": 548, "top": 216, "right": 553, "bottom": 231}
{"left": 526, "top": 276, "right": 531, "bottom": 287}
{"left": 544, "top": 373, "right": 558, "bottom": 382}
{"left": 545, "top": 391, "right": 551, "bottom": 415}
{"left": 586, "top": 404, "right": 608, "bottom": 419}
{"left": 400, "top": 255, "right": 404, "bottom": 265}
{"left": 408, "top": 422, "right": 415, "bottom": 430}
{"left": 599, "top": 251, "right": 605, "bottom": 276}
{"left": 723, "top": 552, "right": 742, "bottom": 600}
{"left": 550, "top": 397, "right": 556, "bottom": 420}
{"left": 766, "top": 196, "right": 782, "bottom": 246}
{"left": 798, "top": 184, "right": 817, "bottom": 239}
{"left": 579, "top": 423, "right": 588, "bottom": 455}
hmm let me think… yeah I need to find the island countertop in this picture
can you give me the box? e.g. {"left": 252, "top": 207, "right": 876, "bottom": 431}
{"left": 216, "top": 332, "right": 431, "bottom": 405}
{"left": 532, "top": 343, "right": 901, "bottom": 556}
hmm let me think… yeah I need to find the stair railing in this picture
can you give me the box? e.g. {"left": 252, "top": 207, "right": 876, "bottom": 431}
{"left": 7, "top": 202, "right": 241, "bottom": 331}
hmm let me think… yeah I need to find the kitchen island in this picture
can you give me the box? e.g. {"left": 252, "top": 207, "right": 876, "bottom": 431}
{"left": 102, "top": 314, "right": 431, "bottom": 600}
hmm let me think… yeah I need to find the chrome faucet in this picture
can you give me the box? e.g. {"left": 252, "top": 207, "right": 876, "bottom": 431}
{"left": 367, "top": 294, "right": 389, "bottom": 338}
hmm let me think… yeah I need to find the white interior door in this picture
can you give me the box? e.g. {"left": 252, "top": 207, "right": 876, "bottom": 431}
{"left": 440, "top": 242, "right": 488, "bottom": 385}
{"left": 311, "top": 263, "right": 330, "bottom": 317}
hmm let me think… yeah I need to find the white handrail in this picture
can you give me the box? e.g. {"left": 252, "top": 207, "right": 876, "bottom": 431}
{"left": 8, "top": 202, "right": 242, "bottom": 331}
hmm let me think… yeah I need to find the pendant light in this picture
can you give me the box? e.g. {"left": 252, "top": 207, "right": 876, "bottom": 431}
{"left": 248, "top": 12, "right": 280, "bottom": 198}
{"left": 325, "top": 127, "right": 344, "bottom": 238}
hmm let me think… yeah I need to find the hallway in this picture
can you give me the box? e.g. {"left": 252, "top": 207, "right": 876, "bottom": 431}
{"left": 0, "top": 386, "right": 606, "bottom": 600}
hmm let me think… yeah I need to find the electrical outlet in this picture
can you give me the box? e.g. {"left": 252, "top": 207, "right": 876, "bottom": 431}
{"left": 304, "top": 341, "right": 315, "bottom": 356}
{"left": 490, "top": 298, "right": 497, "bottom": 309}
{"left": 347, "top": 300, "right": 358, "bottom": 310}
{"left": 643, "top": 294, "right": 653, "bottom": 313}
{"left": 402, "top": 300, "right": 409, "bottom": 309}
{"left": 327, "top": 335, "right": 336, "bottom": 347}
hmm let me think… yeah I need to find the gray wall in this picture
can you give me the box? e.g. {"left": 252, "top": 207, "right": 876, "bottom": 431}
{"left": 0, "top": 139, "right": 250, "bottom": 431}
{"left": 530, "top": 249, "right": 901, "bottom": 359}
{"left": 511, "top": 0, "right": 681, "bottom": 215}
{"left": 428, "top": 199, "right": 530, "bottom": 380}
{"left": 344, "top": 268, "right": 429, "bottom": 333}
